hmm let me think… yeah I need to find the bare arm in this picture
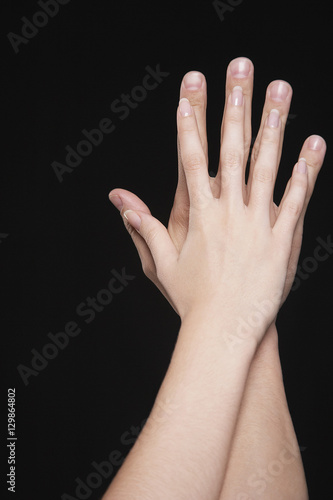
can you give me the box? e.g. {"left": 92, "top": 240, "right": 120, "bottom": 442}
{"left": 103, "top": 308, "right": 258, "bottom": 500}
{"left": 106, "top": 57, "right": 323, "bottom": 499}
{"left": 219, "top": 324, "right": 308, "bottom": 499}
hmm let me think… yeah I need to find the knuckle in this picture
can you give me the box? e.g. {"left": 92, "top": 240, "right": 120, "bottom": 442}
{"left": 227, "top": 107, "right": 243, "bottom": 125}
{"left": 222, "top": 149, "right": 243, "bottom": 169}
{"left": 298, "top": 176, "right": 307, "bottom": 188}
{"left": 179, "top": 119, "right": 196, "bottom": 134}
{"left": 285, "top": 199, "right": 302, "bottom": 217}
{"left": 183, "top": 152, "right": 205, "bottom": 171}
{"left": 292, "top": 174, "right": 308, "bottom": 190}
{"left": 261, "top": 128, "right": 279, "bottom": 146}
{"left": 192, "top": 192, "right": 211, "bottom": 210}
{"left": 253, "top": 167, "right": 274, "bottom": 183}
{"left": 144, "top": 225, "right": 159, "bottom": 248}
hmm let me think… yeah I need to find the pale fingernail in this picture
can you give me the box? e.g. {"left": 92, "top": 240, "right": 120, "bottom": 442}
{"left": 229, "top": 58, "right": 251, "bottom": 78}
{"left": 307, "top": 135, "right": 325, "bottom": 151}
{"left": 179, "top": 98, "right": 192, "bottom": 116}
{"left": 123, "top": 210, "right": 141, "bottom": 231}
{"left": 267, "top": 109, "right": 280, "bottom": 128}
{"left": 109, "top": 194, "right": 123, "bottom": 210}
{"left": 183, "top": 71, "right": 204, "bottom": 90}
{"left": 231, "top": 86, "right": 243, "bottom": 106}
{"left": 297, "top": 158, "right": 307, "bottom": 173}
{"left": 269, "top": 81, "right": 290, "bottom": 102}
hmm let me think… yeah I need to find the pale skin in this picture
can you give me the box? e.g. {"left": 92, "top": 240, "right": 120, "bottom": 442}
{"left": 105, "top": 57, "right": 326, "bottom": 499}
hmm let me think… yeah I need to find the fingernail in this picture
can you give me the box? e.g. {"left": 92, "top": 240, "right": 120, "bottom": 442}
{"left": 297, "top": 158, "right": 307, "bottom": 173}
{"left": 229, "top": 58, "right": 251, "bottom": 78}
{"left": 123, "top": 210, "right": 141, "bottom": 231}
{"left": 183, "top": 71, "right": 204, "bottom": 90}
{"left": 179, "top": 98, "right": 192, "bottom": 116}
{"left": 267, "top": 109, "right": 280, "bottom": 128}
{"left": 308, "top": 135, "right": 324, "bottom": 151}
{"left": 269, "top": 81, "right": 290, "bottom": 102}
{"left": 230, "top": 86, "right": 243, "bottom": 106}
{"left": 109, "top": 194, "right": 123, "bottom": 210}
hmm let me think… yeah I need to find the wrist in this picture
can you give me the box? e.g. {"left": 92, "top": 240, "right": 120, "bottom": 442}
{"left": 180, "top": 297, "right": 281, "bottom": 351}
{"left": 178, "top": 305, "right": 259, "bottom": 361}
{"left": 247, "top": 322, "right": 285, "bottom": 390}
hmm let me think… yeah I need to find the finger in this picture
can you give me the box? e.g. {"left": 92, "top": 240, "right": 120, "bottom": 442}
{"left": 109, "top": 189, "right": 156, "bottom": 278}
{"left": 121, "top": 208, "right": 178, "bottom": 280}
{"left": 180, "top": 71, "right": 208, "bottom": 161}
{"left": 298, "top": 134, "right": 327, "bottom": 208}
{"left": 177, "top": 98, "right": 212, "bottom": 208}
{"left": 247, "top": 80, "right": 292, "bottom": 202}
{"left": 219, "top": 86, "right": 245, "bottom": 206}
{"left": 214, "top": 57, "right": 254, "bottom": 199}
{"left": 173, "top": 135, "right": 190, "bottom": 232}
{"left": 248, "top": 109, "right": 281, "bottom": 223}
{"left": 273, "top": 159, "right": 308, "bottom": 250}
{"left": 279, "top": 135, "right": 326, "bottom": 288}
{"left": 109, "top": 188, "right": 151, "bottom": 213}
{"left": 278, "top": 134, "right": 327, "bottom": 215}
{"left": 109, "top": 191, "right": 180, "bottom": 314}
{"left": 174, "top": 72, "right": 208, "bottom": 225}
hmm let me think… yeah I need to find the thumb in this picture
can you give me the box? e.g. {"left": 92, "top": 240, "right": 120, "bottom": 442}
{"left": 122, "top": 208, "right": 178, "bottom": 273}
{"left": 109, "top": 188, "right": 152, "bottom": 214}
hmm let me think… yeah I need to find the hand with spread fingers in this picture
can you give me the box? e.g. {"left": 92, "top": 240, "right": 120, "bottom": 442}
{"left": 105, "top": 58, "right": 326, "bottom": 500}
{"left": 109, "top": 58, "right": 325, "bottom": 342}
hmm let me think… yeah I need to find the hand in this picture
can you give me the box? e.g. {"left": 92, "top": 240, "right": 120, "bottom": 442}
{"left": 109, "top": 58, "right": 326, "bottom": 338}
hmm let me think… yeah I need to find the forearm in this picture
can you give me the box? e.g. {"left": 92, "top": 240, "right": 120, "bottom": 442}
{"left": 103, "top": 307, "right": 258, "bottom": 500}
{"left": 219, "top": 323, "right": 308, "bottom": 499}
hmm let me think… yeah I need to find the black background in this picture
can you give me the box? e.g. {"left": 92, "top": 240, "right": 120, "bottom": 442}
{"left": 3, "top": 0, "right": 333, "bottom": 499}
